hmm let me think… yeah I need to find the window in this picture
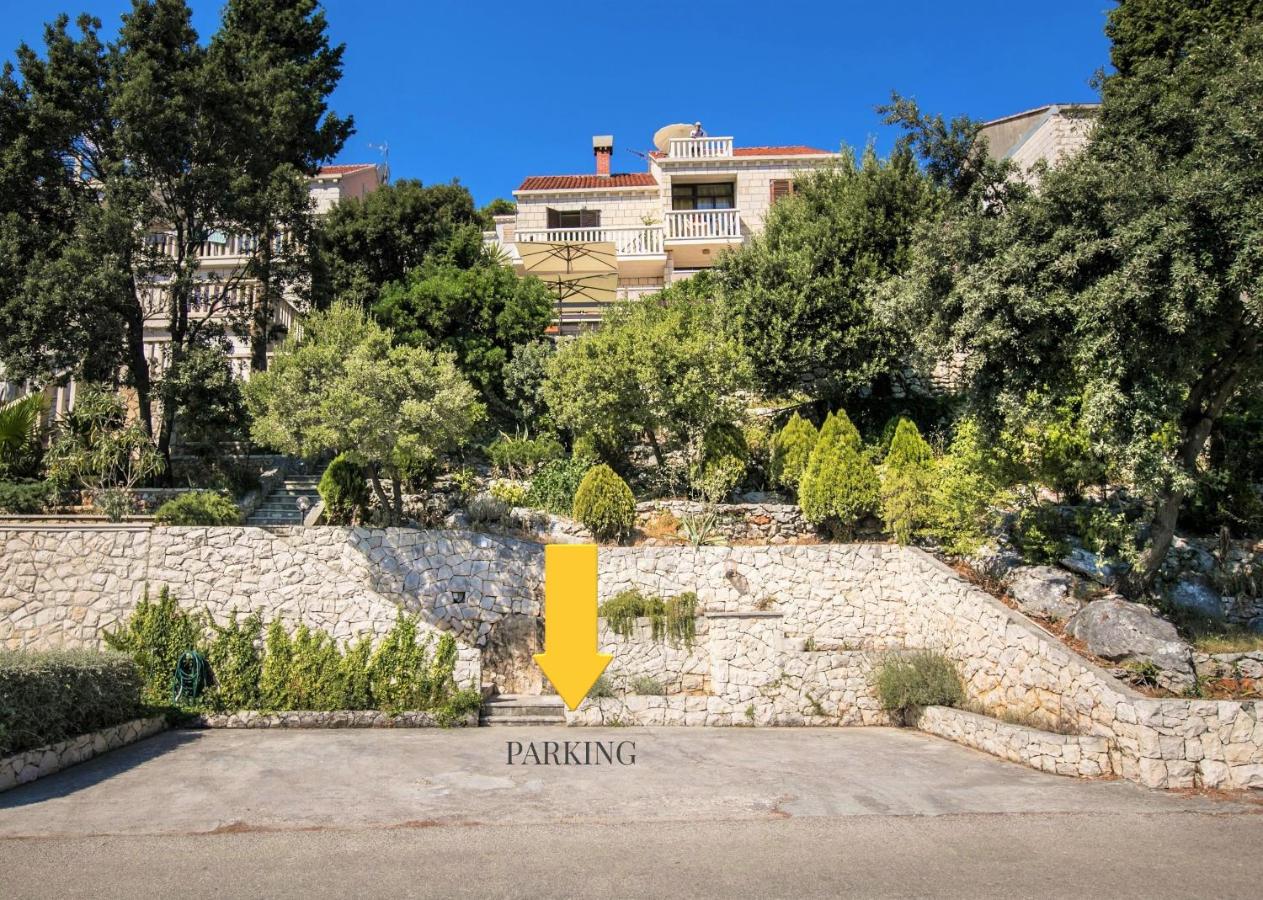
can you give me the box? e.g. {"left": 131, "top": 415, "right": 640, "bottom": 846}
{"left": 671, "top": 182, "right": 735, "bottom": 211}
{"left": 547, "top": 208, "right": 601, "bottom": 229}
{"left": 770, "top": 179, "right": 795, "bottom": 203}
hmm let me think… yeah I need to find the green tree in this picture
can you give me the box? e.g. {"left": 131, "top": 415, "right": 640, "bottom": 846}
{"left": 544, "top": 288, "right": 751, "bottom": 468}
{"left": 798, "top": 411, "right": 879, "bottom": 537}
{"left": 163, "top": 339, "right": 250, "bottom": 459}
{"left": 478, "top": 197, "right": 516, "bottom": 229}
{"left": 315, "top": 179, "right": 482, "bottom": 306}
{"left": 880, "top": 418, "right": 935, "bottom": 544}
{"left": 502, "top": 339, "right": 556, "bottom": 430}
{"left": 372, "top": 260, "right": 552, "bottom": 415}
{"left": 716, "top": 145, "right": 935, "bottom": 401}
{"left": 245, "top": 302, "right": 485, "bottom": 521}
{"left": 926, "top": 419, "right": 1009, "bottom": 557}
{"left": 886, "top": 24, "right": 1263, "bottom": 589}
{"left": 0, "top": 394, "right": 44, "bottom": 480}
{"left": 1105, "top": 0, "right": 1263, "bottom": 76}
{"left": 769, "top": 412, "right": 818, "bottom": 493}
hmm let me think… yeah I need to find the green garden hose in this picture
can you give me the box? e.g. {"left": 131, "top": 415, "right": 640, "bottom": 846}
{"left": 172, "top": 650, "right": 210, "bottom": 703}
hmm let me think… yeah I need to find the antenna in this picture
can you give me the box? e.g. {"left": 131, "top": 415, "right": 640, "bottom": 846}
{"left": 626, "top": 148, "right": 651, "bottom": 160}
{"left": 368, "top": 141, "right": 390, "bottom": 183}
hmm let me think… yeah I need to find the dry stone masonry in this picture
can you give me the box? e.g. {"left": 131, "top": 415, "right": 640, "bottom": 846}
{"left": 0, "top": 715, "right": 167, "bottom": 793}
{"left": 2, "top": 525, "right": 1261, "bottom": 789}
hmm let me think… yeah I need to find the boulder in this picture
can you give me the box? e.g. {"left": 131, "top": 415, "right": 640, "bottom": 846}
{"left": 1168, "top": 576, "right": 1224, "bottom": 620}
{"left": 1060, "top": 546, "right": 1124, "bottom": 585}
{"left": 1066, "top": 597, "right": 1194, "bottom": 690}
{"left": 1006, "top": 565, "right": 1088, "bottom": 621}
{"left": 970, "top": 545, "right": 1024, "bottom": 582}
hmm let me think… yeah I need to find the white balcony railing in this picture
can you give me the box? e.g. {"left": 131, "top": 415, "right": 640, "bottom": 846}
{"left": 667, "top": 136, "right": 734, "bottom": 159}
{"left": 515, "top": 226, "right": 664, "bottom": 257}
{"left": 663, "top": 209, "right": 742, "bottom": 241}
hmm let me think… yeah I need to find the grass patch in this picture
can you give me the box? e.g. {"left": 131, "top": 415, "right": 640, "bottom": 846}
{"left": 874, "top": 651, "right": 965, "bottom": 717}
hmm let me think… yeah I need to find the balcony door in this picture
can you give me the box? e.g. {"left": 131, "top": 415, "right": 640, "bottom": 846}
{"left": 671, "top": 182, "right": 735, "bottom": 210}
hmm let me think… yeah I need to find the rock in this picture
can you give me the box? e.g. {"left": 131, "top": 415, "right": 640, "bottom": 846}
{"left": 1066, "top": 597, "right": 1194, "bottom": 690}
{"left": 1007, "top": 565, "right": 1087, "bottom": 621}
{"left": 1168, "top": 576, "right": 1224, "bottom": 620}
{"left": 1060, "top": 547, "right": 1123, "bottom": 585}
{"left": 1170, "top": 536, "right": 1217, "bottom": 575}
{"left": 970, "top": 546, "right": 1024, "bottom": 581}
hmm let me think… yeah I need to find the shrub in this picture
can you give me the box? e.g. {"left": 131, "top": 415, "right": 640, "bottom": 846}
{"left": 0, "top": 649, "right": 144, "bottom": 756}
{"left": 874, "top": 651, "right": 964, "bottom": 717}
{"left": 0, "top": 394, "right": 44, "bottom": 480}
{"left": 340, "top": 635, "right": 374, "bottom": 709}
{"left": 258, "top": 619, "right": 296, "bottom": 710}
{"left": 798, "top": 411, "right": 879, "bottom": 537}
{"left": 206, "top": 611, "right": 263, "bottom": 712}
{"left": 881, "top": 419, "right": 936, "bottom": 544}
{"left": 289, "top": 625, "right": 347, "bottom": 711}
{"left": 488, "top": 479, "right": 529, "bottom": 507}
{"left": 599, "top": 589, "right": 697, "bottom": 647}
{"left": 630, "top": 676, "right": 666, "bottom": 695}
{"left": 319, "top": 453, "right": 370, "bottom": 525}
{"left": 927, "top": 419, "right": 1009, "bottom": 557}
{"left": 485, "top": 433, "right": 563, "bottom": 478}
{"left": 690, "top": 422, "right": 749, "bottom": 503}
{"left": 769, "top": 413, "right": 818, "bottom": 492}
{"left": 368, "top": 615, "right": 459, "bottom": 714}
{"left": 0, "top": 479, "right": 54, "bottom": 514}
{"left": 153, "top": 491, "right": 241, "bottom": 526}
{"left": 572, "top": 464, "right": 635, "bottom": 541}
{"left": 103, "top": 585, "right": 206, "bottom": 705}
{"left": 1012, "top": 503, "right": 1070, "bottom": 564}
{"left": 524, "top": 455, "right": 593, "bottom": 516}
{"left": 586, "top": 675, "right": 617, "bottom": 699}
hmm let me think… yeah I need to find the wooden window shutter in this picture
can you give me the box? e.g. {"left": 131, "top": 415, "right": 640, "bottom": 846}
{"left": 546, "top": 208, "right": 560, "bottom": 228}
{"left": 579, "top": 209, "right": 601, "bottom": 228}
{"left": 770, "top": 179, "right": 794, "bottom": 203}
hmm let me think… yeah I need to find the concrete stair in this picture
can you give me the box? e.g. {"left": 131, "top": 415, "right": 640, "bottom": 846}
{"left": 245, "top": 476, "right": 322, "bottom": 526}
{"left": 479, "top": 694, "right": 566, "bottom": 726}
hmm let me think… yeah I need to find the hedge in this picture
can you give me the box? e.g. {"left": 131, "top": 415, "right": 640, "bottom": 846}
{"left": 0, "top": 649, "right": 145, "bottom": 757}
{"left": 152, "top": 491, "right": 242, "bottom": 525}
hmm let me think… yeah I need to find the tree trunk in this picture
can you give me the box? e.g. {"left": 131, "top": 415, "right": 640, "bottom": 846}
{"left": 367, "top": 464, "right": 393, "bottom": 522}
{"left": 391, "top": 472, "right": 404, "bottom": 522}
{"left": 644, "top": 427, "right": 665, "bottom": 468}
{"left": 1125, "top": 330, "right": 1257, "bottom": 593}
{"left": 123, "top": 277, "right": 153, "bottom": 437}
{"left": 250, "top": 231, "right": 272, "bottom": 372}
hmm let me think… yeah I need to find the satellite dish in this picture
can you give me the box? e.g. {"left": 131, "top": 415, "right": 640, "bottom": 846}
{"left": 653, "top": 123, "right": 694, "bottom": 153}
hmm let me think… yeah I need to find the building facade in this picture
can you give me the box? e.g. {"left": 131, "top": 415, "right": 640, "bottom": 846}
{"left": 485, "top": 129, "right": 840, "bottom": 332}
{"left": 977, "top": 103, "right": 1098, "bottom": 180}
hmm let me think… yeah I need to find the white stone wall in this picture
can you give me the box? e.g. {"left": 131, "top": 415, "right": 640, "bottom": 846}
{"left": 1009, "top": 113, "right": 1094, "bottom": 177}
{"left": 657, "top": 157, "right": 835, "bottom": 234}
{"left": 515, "top": 190, "right": 661, "bottom": 231}
{"left": 913, "top": 706, "right": 1112, "bottom": 778}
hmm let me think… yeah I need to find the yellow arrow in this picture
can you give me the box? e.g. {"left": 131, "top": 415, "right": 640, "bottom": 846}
{"left": 534, "top": 544, "right": 613, "bottom": 710}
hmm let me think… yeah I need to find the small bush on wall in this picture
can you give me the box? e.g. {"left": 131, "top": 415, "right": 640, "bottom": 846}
{"left": 572, "top": 464, "right": 635, "bottom": 541}
{"left": 525, "top": 455, "right": 593, "bottom": 516}
{"left": 319, "top": 453, "right": 371, "bottom": 524}
{"left": 153, "top": 491, "right": 242, "bottom": 526}
{"left": 874, "top": 651, "right": 964, "bottom": 719}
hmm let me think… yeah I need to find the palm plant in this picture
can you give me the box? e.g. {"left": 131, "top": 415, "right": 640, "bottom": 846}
{"left": 0, "top": 394, "right": 45, "bottom": 479}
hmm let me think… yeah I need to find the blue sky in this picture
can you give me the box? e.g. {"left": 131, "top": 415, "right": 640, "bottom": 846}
{"left": 1, "top": 0, "right": 1113, "bottom": 204}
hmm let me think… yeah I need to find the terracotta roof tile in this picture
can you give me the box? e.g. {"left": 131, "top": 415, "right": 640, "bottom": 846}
{"left": 517, "top": 173, "right": 660, "bottom": 191}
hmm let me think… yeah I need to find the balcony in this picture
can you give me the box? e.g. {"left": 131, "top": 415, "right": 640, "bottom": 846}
{"left": 666, "top": 136, "right": 734, "bottom": 159}
{"left": 514, "top": 225, "right": 664, "bottom": 258}
{"left": 663, "top": 209, "right": 742, "bottom": 243}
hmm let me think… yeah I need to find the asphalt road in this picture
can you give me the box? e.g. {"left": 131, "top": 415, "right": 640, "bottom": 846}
{"left": 2, "top": 727, "right": 1260, "bottom": 898}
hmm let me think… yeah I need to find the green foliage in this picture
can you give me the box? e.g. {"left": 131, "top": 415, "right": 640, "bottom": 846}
{"left": 246, "top": 302, "right": 485, "bottom": 522}
{"left": 681, "top": 509, "right": 726, "bottom": 547}
{"left": 486, "top": 433, "right": 563, "bottom": 478}
{"left": 103, "top": 586, "right": 206, "bottom": 705}
{"left": 163, "top": 340, "right": 250, "bottom": 458}
{"left": 586, "top": 675, "right": 616, "bottom": 699}
{"left": 1074, "top": 506, "right": 1141, "bottom": 567}
{"left": 478, "top": 197, "right": 517, "bottom": 229}
{"left": 874, "top": 651, "right": 965, "bottom": 715}
{"left": 598, "top": 589, "right": 698, "bottom": 648}
{"left": 926, "top": 419, "right": 1008, "bottom": 557}
{"left": 798, "top": 411, "right": 879, "bottom": 537}
{"left": 716, "top": 145, "right": 935, "bottom": 401}
{"left": 316, "top": 179, "right": 483, "bottom": 307}
{"left": 45, "top": 386, "right": 162, "bottom": 518}
{"left": 544, "top": 290, "right": 751, "bottom": 468}
{"left": 630, "top": 676, "right": 665, "bottom": 696}
{"left": 0, "top": 394, "right": 44, "bottom": 480}
{"left": 487, "top": 479, "right": 529, "bottom": 507}
{"left": 319, "top": 453, "right": 371, "bottom": 525}
{"left": 502, "top": 339, "right": 555, "bottom": 428}
{"left": 881, "top": 419, "right": 935, "bottom": 544}
{"left": 1001, "top": 396, "right": 1108, "bottom": 502}
{"left": 0, "top": 479, "right": 55, "bottom": 514}
{"left": 258, "top": 619, "right": 296, "bottom": 710}
{"left": 572, "top": 464, "right": 635, "bottom": 541}
{"left": 367, "top": 616, "right": 459, "bottom": 714}
{"left": 1012, "top": 504, "right": 1071, "bottom": 565}
{"left": 0, "top": 649, "right": 144, "bottom": 756}
{"left": 288, "top": 625, "right": 347, "bottom": 711}
{"left": 153, "top": 491, "right": 242, "bottom": 526}
{"left": 525, "top": 455, "right": 594, "bottom": 516}
{"left": 769, "top": 412, "right": 819, "bottom": 493}
{"left": 339, "top": 635, "right": 374, "bottom": 709}
{"left": 1105, "top": 0, "right": 1263, "bottom": 77}
{"left": 691, "top": 422, "right": 748, "bottom": 503}
{"left": 206, "top": 611, "right": 262, "bottom": 712}
{"left": 372, "top": 259, "right": 552, "bottom": 413}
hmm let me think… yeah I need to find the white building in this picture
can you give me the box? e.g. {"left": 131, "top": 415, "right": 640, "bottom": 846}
{"left": 977, "top": 103, "right": 1098, "bottom": 181}
{"left": 485, "top": 127, "right": 840, "bottom": 332}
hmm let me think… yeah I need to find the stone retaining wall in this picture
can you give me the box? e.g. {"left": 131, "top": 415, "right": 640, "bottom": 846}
{"left": 0, "top": 715, "right": 167, "bottom": 793}
{"left": 3, "top": 526, "right": 1261, "bottom": 789}
{"left": 635, "top": 500, "right": 817, "bottom": 544}
{"left": 912, "top": 706, "right": 1112, "bottom": 778}
{"left": 192, "top": 710, "right": 478, "bottom": 728}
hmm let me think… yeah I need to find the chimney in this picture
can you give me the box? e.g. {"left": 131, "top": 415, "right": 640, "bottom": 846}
{"left": 593, "top": 135, "right": 613, "bottom": 176}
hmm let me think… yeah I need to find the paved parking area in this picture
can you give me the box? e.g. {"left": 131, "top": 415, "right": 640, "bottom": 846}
{"left": 1, "top": 727, "right": 1260, "bottom": 897}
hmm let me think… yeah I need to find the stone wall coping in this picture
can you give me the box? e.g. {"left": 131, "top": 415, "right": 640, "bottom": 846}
{"left": 703, "top": 610, "right": 784, "bottom": 619}
{"left": 916, "top": 705, "right": 1104, "bottom": 746}
{"left": 905, "top": 546, "right": 1147, "bottom": 701}
{"left": 190, "top": 709, "right": 478, "bottom": 728}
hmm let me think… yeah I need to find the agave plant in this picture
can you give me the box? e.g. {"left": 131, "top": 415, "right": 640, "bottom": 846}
{"left": 0, "top": 393, "right": 44, "bottom": 479}
{"left": 680, "top": 508, "right": 727, "bottom": 547}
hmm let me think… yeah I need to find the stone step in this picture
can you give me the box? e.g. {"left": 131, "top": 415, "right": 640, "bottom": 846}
{"left": 479, "top": 694, "right": 566, "bottom": 726}
{"left": 478, "top": 715, "right": 568, "bottom": 727}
